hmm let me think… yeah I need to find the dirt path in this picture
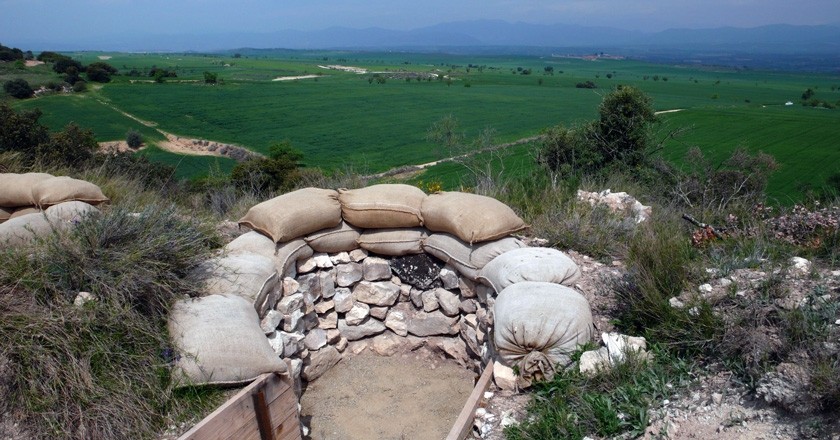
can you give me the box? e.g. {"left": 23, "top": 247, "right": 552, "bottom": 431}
{"left": 300, "top": 353, "right": 475, "bottom": 440}
{"left": 655, "top": 108, "right": 685, "bottom": 115}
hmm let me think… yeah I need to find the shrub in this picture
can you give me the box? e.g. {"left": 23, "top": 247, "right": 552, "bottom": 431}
{"left": 72, "top": 79, "right": 86, "bottom": 92}
{"left": 576, "top": 80, "right": 597, "bottom": 89}
{"left": 85, "top": 62, "right": 117, "bottom": 83}
{"left": 594, "top": 85, "right": 656, "bottom": 167}
{"left": 203, "top": 71, "right": 217, "bottom": 84}
{"left": 126, "top": 129, "right": 143, "bottom": 149}
{"left": 230, "top": 141, "right": 304, "bottom": 195}
{"left": 37, "top": 123, "right": 98, "bottom": 167}
{"left": 3, "top": 78, "right": 34, "bottom": 99}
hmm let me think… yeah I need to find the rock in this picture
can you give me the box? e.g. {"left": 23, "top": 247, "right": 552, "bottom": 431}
{"left": 385, "top": 308, "right": 408, "bottom": 336}
{"left": 460, "top": 319, "right": 481, "bottom": 356}
{"left": 756, "top": 362, "right": 820, "bottom": 414}
{"left": 348, "top": 340, "right": 367, "bottom": 355}
{"left": 459, "top": 277, "right": 477, "bottom": 299}
{"left": 500, "top": 411, "right": 517, "bottom": 428}
{"left": 711, "top": 392, "right": 723, "bottom": 406}
{"left": 410, "top": 288, "right": 424, "bottom": 308}
{"left": 297, "top": 257, "right": 317, "bottom": 274}
{"left": 463, "top": 314, "right": 478, "bottom": 329}
{"left": 371, "top": 332, "right": 403, "bottom": 356}
{"left": 312, "top": 253, "right": 334, "bottom": 269}
{"left": 335, "top": 262, "right": 364, "bottom": 287}
{"left": 266, "top": 332, "right": 284, "bottom": 355}
{"left": 430, "top": 337, "right": 470, "bottom": 366}
{"left": 421, "top": 289, "right": 439, "bottom": 312}
{"left": 333, "top": 288, "right": 354, "bottom": 313}
{"left": 319, "top": 271, "right": 336, "bottom": 299}
{"left": 493, "top": 361, "right": 517, "bottom": 390}
{"left": 669, "top": 297, "right": 685, "bottom": 309}
{"left": 330, "top": 252, "right": 351, "bottom": 265}
{"left": 335, "top": 337, "right": 348, "bottom": 352}
{"left": 475, "top": 284, "right": 494, "bottom": 304}
{"left": 436, "top": 288, "right": 461, "bottom": 316}
{"left": 390, "top": 254, "right": 443, "bottom": 289}
{"left": 576, "top": 189, "right": 651, "bottom": 223}
{"left": 345, "top": 302, "right": 370, "bottom": 325}
{"left": 399, "top": 284, "right": 411, "bottom": 302}
{"left": 282, "top": 309, "right": 304, "bottom": 332}
{"left": 369, "top": 306, "right": 388, "bottom": 320}
{"left": 698, "top": 283, "right": 713, "bottom": 294}
{"left": 302, "top": 346, "right": 341, "bottom": 381}
{"left": 73, "top": 291, "right": 95, "bottom": 307}
{"left": 260, "top": 310, "right": 283, "bottom": 334}
{"left": 319, "top": 311, "right": 338, "bottom": 329}
{"left": 338, "top": 317, "right": 386, "bottom": 341}
{"left": 718, "top": 278, "right": 733, "bottom": 288}
{"left": 279, "top": 331, "right": 305, "bottom": 357}
{"left": 277, "top": 293, "right": 304, "bottom": 314}
{"left": 315, "top": 300, "right": 334, "bottom": 314}
{"left": 363, "top": 257, "right": 392, "bottom": 281}
{"left": 353, "top": 281, "right": 400, "bottom": 306}
{"left": 603, "top": 332, "right": 647, "bottom": 364}
{"left": 282, "top": 277, "right": 300, "bottom": 296}
{"left": 579, "top": 347, "right": 611, "bottom": 375}
{"left": 304, "top": 329, "right": 328, "bottom": 351}
{"left": 407, "top": 310, "right": 459, "bottom": 337}
{"left": 439, "top": 267, "right": 459, "bottom": 289}
{"left": 391, "top": 276, "right": 402, "bottom": 285}
{"left": 302, "top": 312, "right": 319, "bottom": 331}
{"left": 325, "top": 329, "right": 341, "bottom": 344}
{"left": 790, "top": 256, "right": 811, "bottom": 274}
{"left": 459, "top": 299, "right": 477, "bottom": 314}
{"left": 349, "top": 248, "right": 368, "bottom": 262}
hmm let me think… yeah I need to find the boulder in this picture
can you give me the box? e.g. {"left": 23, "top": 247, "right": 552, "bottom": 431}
{"left": 345, "top": 302, "right": 370, "bottom": 326}
{"left": 338, "top": 317, "right": 386, "bottom": 341}
{"left": 353, "top": 281, "right": 400, "bottom": 306}
{"left": 371, "top": 332, "right": 404, "bottom": 356}
{"left": 302, "top": 346, "right": 342, "bottom": 381}
{"left": 335, "top": 262, "right": 363, "bottom": 287}
{"left": 407, "top": 310, "right": 459, "bottom": 337}
{"left": 390, "top": 253, "right": 443, "bottom": 289}
{"left": 435, "top": 288, "right": 461, "bottom": 317}
{"left": 421, "top": 290, "right": 439, "bottom": 312}
{"left": 363, "top": 256, "right": 392, "bottom": 281}
{"left": 385, "top": 307, "right": 409, "bottom": 336}
{"left": 333, "top": 288, "right": 354, "bottom": 313}
{"left": 319, "top": 311, "right": 338, "bottom": 330}
{"left": 303, "top": 329, "right": 328, "bottom": 351}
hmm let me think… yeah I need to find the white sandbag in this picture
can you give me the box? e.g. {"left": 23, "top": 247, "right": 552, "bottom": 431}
{"left": 478, "top": 247, "right": 581, "bottom": 293}
{"left": 421, "top": 192, "right": 526, "bottom": 243}
{"left": 0, "top": 212, "right": 64, "bottom": 246}
{"left": 44, "top": 201, "right": 99, "bottom": 223}
{"left": 224, "top": 231, "right": 277, "bottom": 257}
{"left": 422, "top": 233, "right": 527, "bottom": 281}
{"left": 275, "top": 239, "right": 314, "bottom": 278}
{"left": 239, "top": 188, "right": 341, "bottom": 243}
{"left": 0, "top": 172, "right": 53, "bottom": 207}
{"left": 31, "top": 176, "right": 109, "bottom": 207}
{"left": 168, "top": 294, "right": 289, "bottom": 387}
{"left": 304, "top": 221, "right": 361, "bottom": 253}
{"left": 9, "top": 206, "right": 40, "bottom": 219}
{"left": 189, "top": 253, "right": 278, "bottom": 310}
{"left": 494, "top": 282, "right": 594, "bottom": 383}
{"left": 0, "top": 207, "right": 11, "bottom": 223}
{"left": 357, "top": 228, "right": 427, "bottom": 256}
{"left": 338, "top": 184, "right": 426, "bottom": 228}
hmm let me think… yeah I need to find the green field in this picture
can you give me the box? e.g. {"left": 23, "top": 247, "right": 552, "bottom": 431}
{"left": 6, "top": 50, "right": 839, "bottom": 198}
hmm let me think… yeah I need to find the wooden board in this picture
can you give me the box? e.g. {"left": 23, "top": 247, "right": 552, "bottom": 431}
{"left": 179, "top": 373, "right": 301, "bottom": 440}
{"left": 445, "top": 365, "right": 495, "bottom": 440}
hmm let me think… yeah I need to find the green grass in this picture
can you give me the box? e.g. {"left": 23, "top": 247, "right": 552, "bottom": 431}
{"left": 138, "top": 146, "right": 237, "bottom": 180}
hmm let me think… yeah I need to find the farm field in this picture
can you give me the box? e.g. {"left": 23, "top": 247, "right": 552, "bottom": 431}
{"left": 7, "top": 50, "right": 840, "bottom": 200}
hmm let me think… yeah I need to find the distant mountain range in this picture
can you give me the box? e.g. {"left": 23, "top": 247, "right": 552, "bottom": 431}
{"left": 13, "top": 20, "right": 840, "bottom": 70}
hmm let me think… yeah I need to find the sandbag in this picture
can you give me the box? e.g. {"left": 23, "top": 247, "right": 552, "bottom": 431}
{"left": 9, "top": 206, "right": 40, "bottom": 219}
{"left": 0, "top": 173, "right": 53, "bottom": 207}
{"left": 44, "top": 201, "right": 99, "bottom": 223}
{"left": 422, "top": 233, "right": 526, "bottom": 281}
{"left": 275, "top": 239, "right": 314, "bottom": 278}
{"left": 224, "top": 231, "right": 277, "bottom": 257}
{"left": 338, "top": 184, "right": 425, "bottom": 228}
{"left": 189, "top": 253, "right": 278, "bottom": 310}
{"left": 0, "top": 212, "right": 64, "bottom": 246}
{"left": 357, "top": 228, "right": 427, "bottom": 256}
{"left": 478, "top": 247, "right": 581, "bottom": 293}
{"left": 494, "top": 282, "right": 594, "bottom": 383}
{"left": 239, "top": 188, "right": 341, "bottom": 243}
{"left": 0, "top": 207, "right": 11, "bottom": 223}
{"left": 168, "top": 294, "right": 289, "bottom": 387}
{"left": 31, "top": 176, "right": 109, "bottom": 208}
{"left": 305, "top": 221, "right": 361, "bottom": 253}
{"left": 421, "top": 192, "right": 526, "bottom": 243}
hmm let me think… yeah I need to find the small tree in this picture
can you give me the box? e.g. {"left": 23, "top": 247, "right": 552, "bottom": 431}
{"left": 203, "top": 71, "right": 217, "bottom": 84}
{"left": 72, "top": 80, "right": 87, "bottom": 92}
{"left": 3, "top": 78, "right": 34, "bottom": 99}
{"left": 592, "top": 85, "right": 656, "bottom": 167}
{"left": 537, "top": 123, "right": 601, "bottom": 176}
{"left": 36, "top": 123, "right": 97, "bottom": 167}
{"left": 230, "top": 141, "right": 304, "bottom": 194}
{"left": 86, "top": 62, "right": 117, "bottom": 83}
{"left": 126, "top": 130, "right": 143, "bottom": 149}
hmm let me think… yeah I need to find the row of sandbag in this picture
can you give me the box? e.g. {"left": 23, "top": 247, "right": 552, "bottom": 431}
{"left": 0, "top": 173, "right": 109, "bottom": 219}
{"left": 238, "top": 185, "right": 528, "bottom": 245}
{"left": 0, "top": 201, "right": 102, "bottom": 246}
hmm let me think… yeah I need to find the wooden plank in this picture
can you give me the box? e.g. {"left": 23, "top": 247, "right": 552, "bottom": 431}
{"left": 228, "top": 382, "right": 300, "bottom": 440}
{"left": 253, "top": 388, "right": 276, "bottom": 440}
{"left": 179, "top": 373, "right": 299, "bottom": 440}
{"left": 445, "top": 366, "right": 495, "bottom": 440}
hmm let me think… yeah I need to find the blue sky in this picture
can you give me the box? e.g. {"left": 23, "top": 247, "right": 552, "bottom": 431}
{"left": 2, "top": 0, "right": 839, "bottom": 45}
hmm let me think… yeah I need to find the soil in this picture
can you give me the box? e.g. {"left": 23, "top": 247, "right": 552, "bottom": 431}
{"left": 300, "top": 352, "right": 475, "bottom": 440}
{"left": 273, "top": 75, "right": 323, "bottom": 81}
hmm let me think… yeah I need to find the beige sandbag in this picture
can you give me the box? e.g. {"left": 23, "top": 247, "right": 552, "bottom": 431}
{"left": 421, "top": 192, "right": 526, "bottom": 243}
{"left": 338, "top": 184, "right": 426, "bottom": 228}
{"left": 44, "top": 201, "right": 99, "bottom": 223}
{"left": 478, "top": 247, "right": 581, "bottom": 293}
{"left": 9, "top": 206, "right": 40, "bottom": 219}
{"left": 0, "top": 212, "right": 64, "bottom": 246}
{"left": 168, "top": 294, "right": 289, "bottom": 387}
{"left": 422, "top": 233, "right": 526, "bottom": 281}
{"left": 357, "top": 228, "right": 427, "bottom": 256}
{"left": 239, "top": 188, "right": 341, "bottom": 243}
{"left": 31, "top": 176, "right": 109, "bottom": 208}
{"left": 189, "top": 253, "right": 278, "bottom": 310}
{"left": 275, "top": 239, "right": 314, "bottom": 278}
{"left": 0, "top": 173, "right": 53, "bottom": 207}
{"left": 0, "top": 207, "right": 11, "bottom": 223}
{"left": 305, "top": 221, "right": 361, "bottom": 253}
{"left": 494, "top": 282, "right": 594, "bottom": 383}
{"left": 224, "top": 231, "right": 277, "bottom": 257}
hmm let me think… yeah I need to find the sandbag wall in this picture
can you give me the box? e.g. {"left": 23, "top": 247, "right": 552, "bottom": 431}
{"left": 171, "top": 184, "right": 595, "bottom": 394}
{"left": 0, "top": 173, "right": 108, "bottom": 245}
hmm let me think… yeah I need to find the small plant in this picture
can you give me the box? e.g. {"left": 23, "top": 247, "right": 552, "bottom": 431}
{"left": 126, "top": 129, "right": 143, "bottom": 149}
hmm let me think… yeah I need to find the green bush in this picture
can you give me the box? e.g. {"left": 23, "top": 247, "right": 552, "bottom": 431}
{"left": 3, "top": 78, "right": 34, "bottom": 99}
{"left": 126, "top": 129, "right": 143, "bottom": 149}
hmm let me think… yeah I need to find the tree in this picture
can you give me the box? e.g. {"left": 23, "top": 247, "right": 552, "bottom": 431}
{"left": 37, "top": 123, "right": 98, "bottom": 167}
{"left": 537, "top": 123, "right": 601, "bottom": 176}
{"left": 126, "top": 130, "right": 143, "bottom": 149}
{"left": 426, "top": 114, "right": 463, "bottom": 154}
{"left": 203, "top": 71, "right": 217, "bottom": 84}
{"left": 0, "top": 43, "right": 24, "bottom": 61}
{"left": 0, "top": 104, "right": 49, "bottom": 158}
{"left": 575, "top": 81, "right": 597, "bottom": 89}
{"left": 230, "top": 141, "right": 304, "bottom": 193}
{"left": 3, "top": 78, "right": 34, "bottom": 99}
{"left": 52, "top": 56, "right": 83, "bottom": 74}
{"left": 86, "top": 61, "right": 117, "bottom": 83}
{"left": 64, "top": 66, "right": 81, "bottom": 85}
{"left": 592, "top": 85, "right": 656, "bottom": 166}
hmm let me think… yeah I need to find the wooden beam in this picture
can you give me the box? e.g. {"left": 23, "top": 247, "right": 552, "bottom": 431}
{"left": 445, "top": 366, "right": 494, "bottom": 440}
{"left": 253, "top": 388, "right": 275, "bottom": 440}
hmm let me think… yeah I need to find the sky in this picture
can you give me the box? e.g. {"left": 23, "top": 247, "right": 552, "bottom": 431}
{"left": 2, "top": 0, "right": 839, "bottom": 46}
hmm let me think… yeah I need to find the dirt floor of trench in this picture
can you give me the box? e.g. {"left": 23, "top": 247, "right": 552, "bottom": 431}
{"left": 300, "top": 353, "right": 476, "bottom": 440}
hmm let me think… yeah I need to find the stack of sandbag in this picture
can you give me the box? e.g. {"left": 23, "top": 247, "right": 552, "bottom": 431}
{"left": 0, "top": 173, "right": 107, "bottom": 245}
